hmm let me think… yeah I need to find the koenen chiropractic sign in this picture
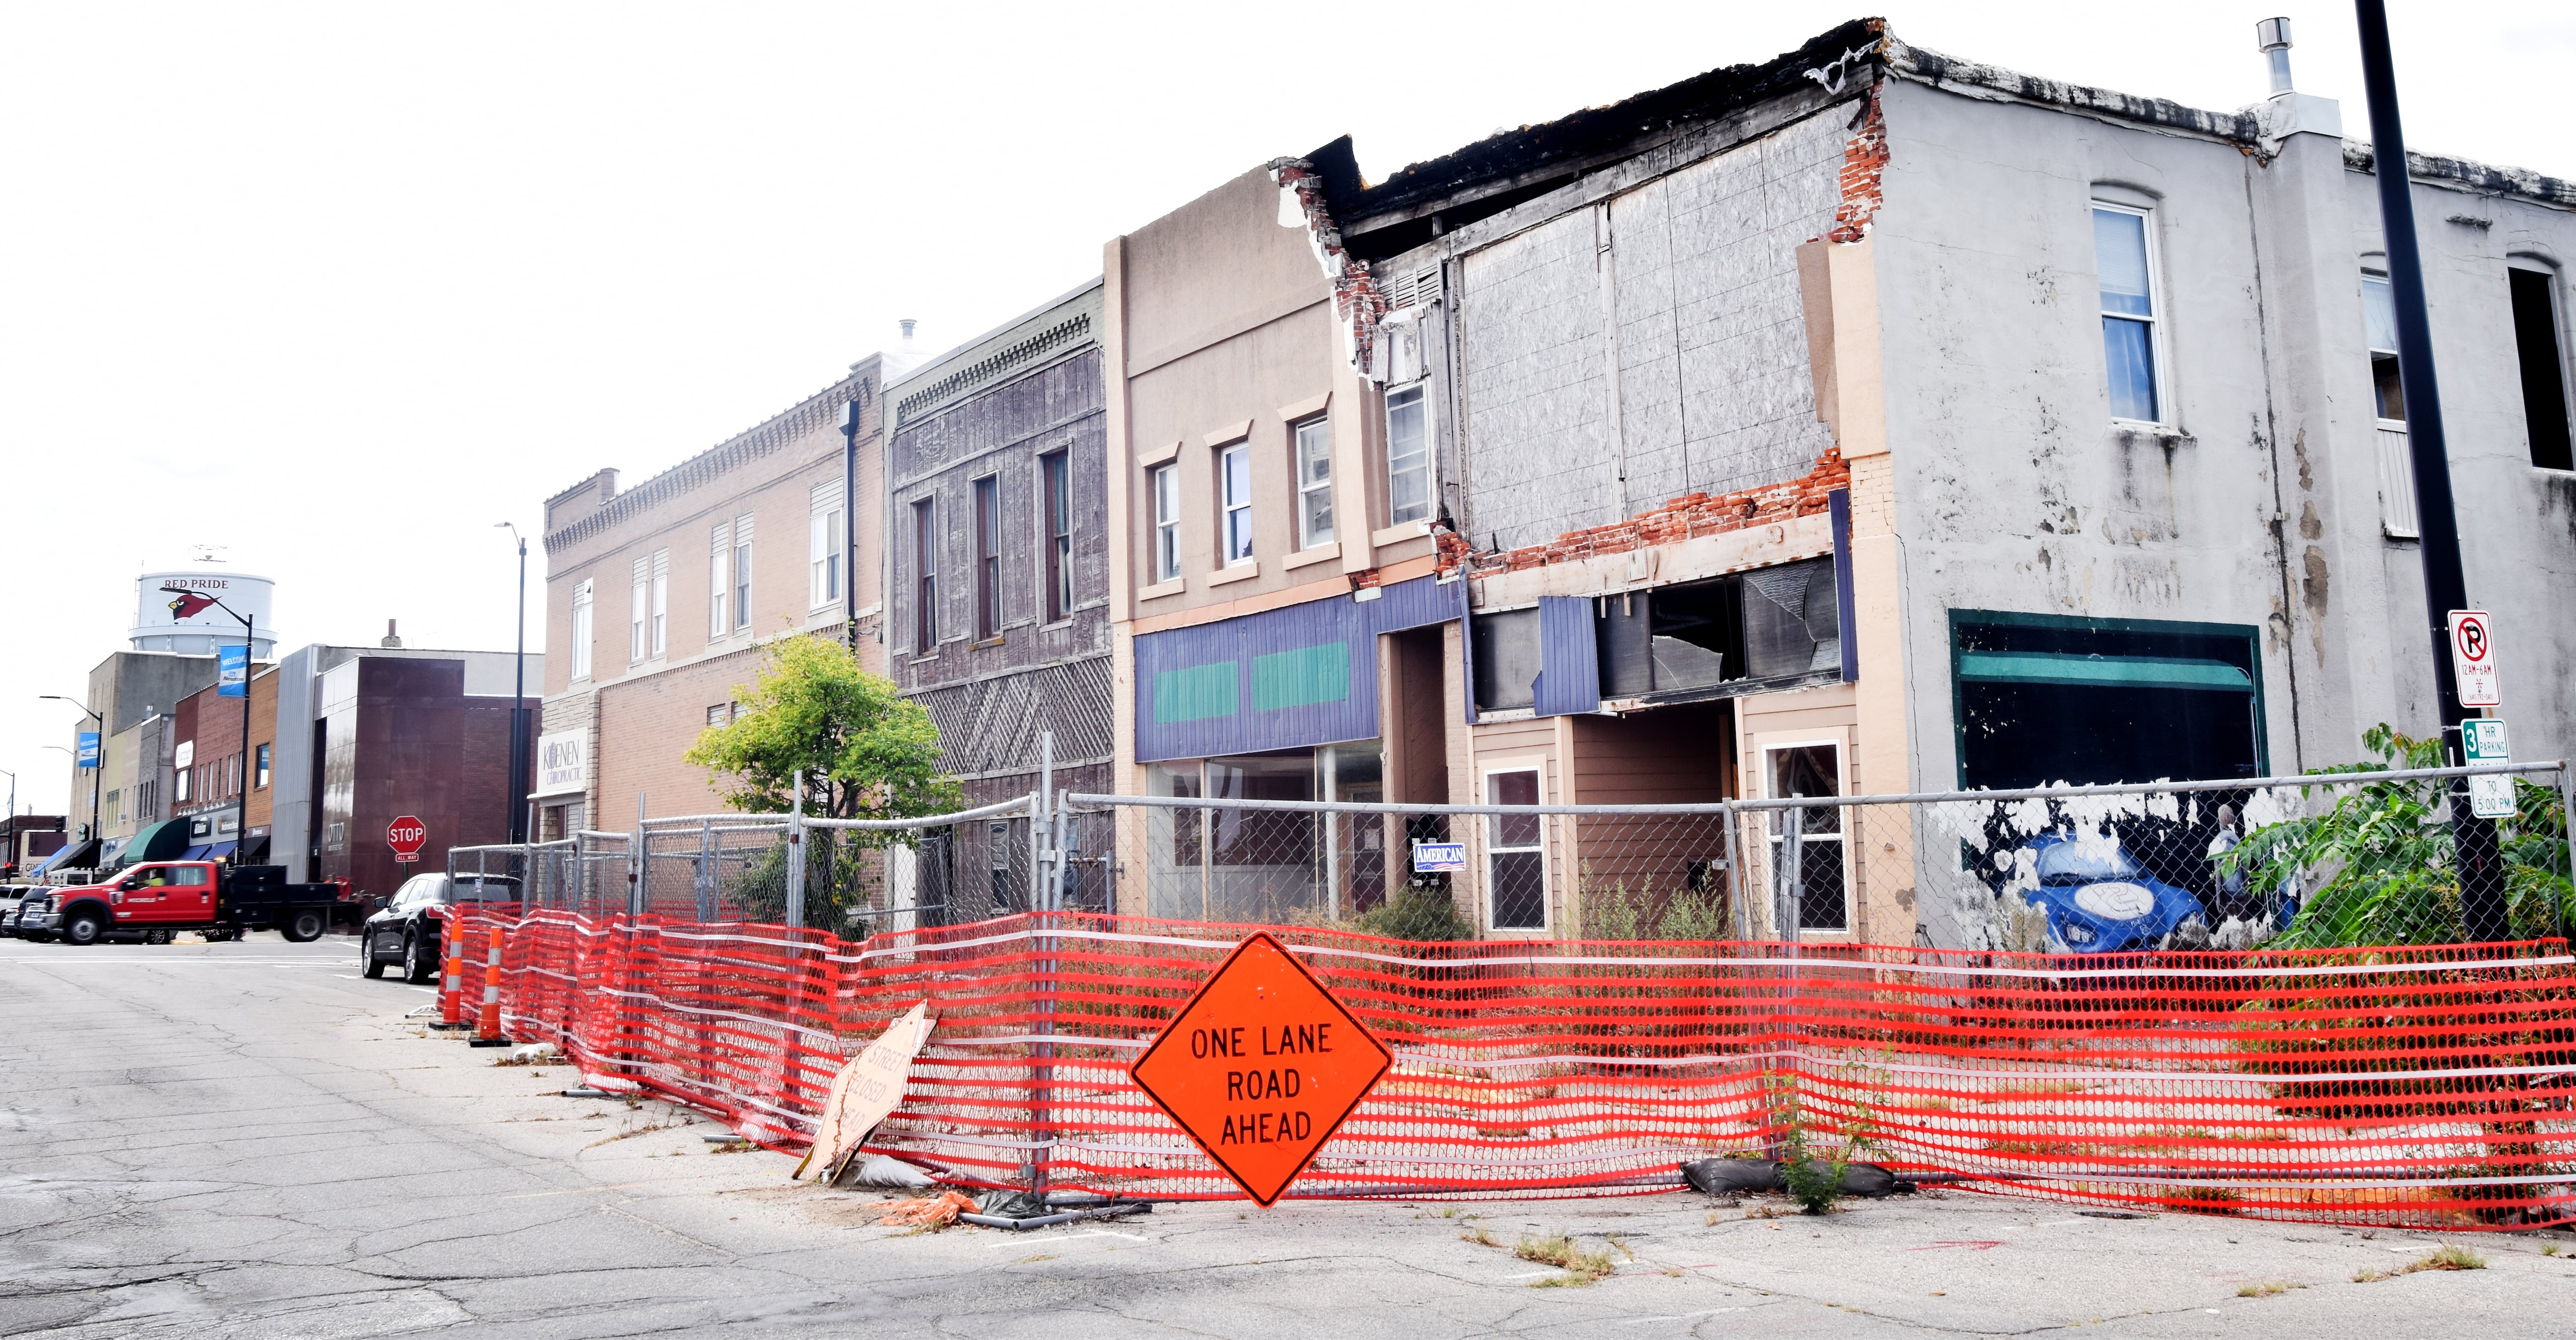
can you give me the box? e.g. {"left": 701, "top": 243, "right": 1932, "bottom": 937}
{"left": 533, "top": 730, "right": 587, "bottom": 797}
{"left": 1128, "top": 932, "right": 1390, "bottom": 1205}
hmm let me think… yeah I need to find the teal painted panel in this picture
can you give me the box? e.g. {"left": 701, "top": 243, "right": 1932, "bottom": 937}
{"left": 1251, "top": 642, "right": 1351, "bottom": 712}
{"left": 1154, "top": 662, "right": 1239, "bottom": 724}
{"left": 1957, "top": 651, "right": 2250, "bottom": 693}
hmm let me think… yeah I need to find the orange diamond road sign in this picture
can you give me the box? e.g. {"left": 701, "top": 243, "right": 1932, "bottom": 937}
{"left": 1129, "top": 931, "right": 1391, "bottom": 1207}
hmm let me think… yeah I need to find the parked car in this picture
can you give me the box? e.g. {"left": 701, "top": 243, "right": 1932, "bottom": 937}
{"left": 21, "top": 863, "right": 356, "bottom": 946}
{"left": 360, "top": 872, "right": 521, "bottom": 982}
{"left": 0, "top": 885, "right": 36, "bottom": 939}
{"left": 2015, "top": 832, "right": 2206, "bottom": 953}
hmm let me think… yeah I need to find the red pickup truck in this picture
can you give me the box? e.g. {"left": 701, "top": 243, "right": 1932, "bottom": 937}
{"left": 22, "top": 862, "right": 356, "bottom": 946}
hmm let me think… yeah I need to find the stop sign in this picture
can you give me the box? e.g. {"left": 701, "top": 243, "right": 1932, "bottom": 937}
{"left": 387, "top": 815, "right": 428, "bottom": 862}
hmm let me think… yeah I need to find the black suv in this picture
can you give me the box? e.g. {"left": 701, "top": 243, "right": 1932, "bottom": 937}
{"left": 359, "top": 872, "right": 519, "bottom": 982}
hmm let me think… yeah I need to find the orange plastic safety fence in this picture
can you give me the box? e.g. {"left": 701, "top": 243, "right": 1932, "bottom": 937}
{"left": 450, "top": 907, "right": 2576, "bottom": 1229}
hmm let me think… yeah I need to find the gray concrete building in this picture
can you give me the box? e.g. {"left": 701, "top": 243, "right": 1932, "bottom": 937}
{"left": 1124, "top": 18, "right": 2572, "bottom": 945}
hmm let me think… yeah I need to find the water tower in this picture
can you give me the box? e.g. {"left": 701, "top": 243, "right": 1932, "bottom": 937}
{"left": 130, "top": 568, "right": 278, "bottom": 657}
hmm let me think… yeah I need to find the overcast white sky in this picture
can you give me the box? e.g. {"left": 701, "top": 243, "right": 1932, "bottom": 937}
{"left": 3, "top": 2, "right": 2568, "bottom": 818}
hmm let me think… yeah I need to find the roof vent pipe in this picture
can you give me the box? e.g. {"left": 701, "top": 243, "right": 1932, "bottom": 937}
{"left": 2257, "top": 17, "right": 2294, "bottom": 96}
{"left": 898, "top": 318, "right": 917, "bottom": 344}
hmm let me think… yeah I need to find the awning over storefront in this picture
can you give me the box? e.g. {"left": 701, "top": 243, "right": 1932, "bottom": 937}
{"left": 123, "top": 819, "right": 194, "bottom": 867}
{"left": 28, "top": 839, "right": 96, "bottom": 878}
{"left": 1956, "top": 652, "right": 2252, "bottom": 693}
{"left": 177, "top": 841, "right": 239, "bottom": 862}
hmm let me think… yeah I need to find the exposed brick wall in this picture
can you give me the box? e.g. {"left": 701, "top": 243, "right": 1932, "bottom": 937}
{"left": 1827, "top": 85, "right": 1888, "bottom": 243}
{"left": 1270, "top": 159, "right": 1385, "bottom": 372}
{"left": 1845, "top": 453, "right": 1894, "bottom": 538}
{"left": 1436, "top": 447, "right": 1852, "bottom": 578}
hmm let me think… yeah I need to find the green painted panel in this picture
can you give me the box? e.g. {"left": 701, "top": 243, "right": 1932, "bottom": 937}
{"left": 1252, "top": 642, "right": 1351, "bottom": 712}
{"left": 1154, "top": 662, "right": 1238, "bottom": 724}
{"left": 1957, "top": 651, "right": 2251, "bottom": 693}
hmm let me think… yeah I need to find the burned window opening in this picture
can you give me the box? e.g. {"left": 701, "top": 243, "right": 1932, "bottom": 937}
{"left": 1472, "top": 557, "right": 1842, "bottom": 714}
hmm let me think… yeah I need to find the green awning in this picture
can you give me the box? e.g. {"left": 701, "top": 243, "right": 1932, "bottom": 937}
{"left": 123, "top": 818, "right": 194, "bottom": 865}
{"left": 1958, "top": 651, "right": 2253, "bottom": 693}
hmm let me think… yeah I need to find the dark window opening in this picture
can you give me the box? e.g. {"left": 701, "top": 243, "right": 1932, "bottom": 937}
{"left": 2510, "top": 267, "right": 2574, "bottom": 471}
{"left": 1953, "top": 613, "right": 2263, "bottom": 791}
{"left": 1042, "top": 451, "right": 1072, "bottom": 623}
{"left": 1470, "top": 606, "right": 1542, "bottom": 712}
{"left": 1590, "top": 557, "right": 1844, "bottom": 705}
{"left": 973, "top": 476, "right": 1000, "bottom": 641}
{"left": 911, "top": 498, "right": 937, "bottom": 652}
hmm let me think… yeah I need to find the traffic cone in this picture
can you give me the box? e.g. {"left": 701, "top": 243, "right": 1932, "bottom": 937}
{"left": 469, "top": 924, "right": 511, "bottom": 1047}
{"left": 431, "top": 914, "right": 470, "bottom": 1030}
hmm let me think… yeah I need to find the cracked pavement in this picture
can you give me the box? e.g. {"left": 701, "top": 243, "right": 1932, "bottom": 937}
{"left": 4, "top": 936, "right": 2573, "bottom": 1337}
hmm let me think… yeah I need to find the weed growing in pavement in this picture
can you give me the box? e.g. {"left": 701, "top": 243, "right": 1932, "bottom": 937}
{"left": 1515, "top": 1231, "right": 1617, "bottom": 1286}
{"left": 583, "top": 1118, "right": 683, "bottom": 1150}
{"left": 1767, "top": 1069, "right": 1883, "bottom": 1215}
{"left": 2236, "top": 1280, "right": 2303, "bottom": 1297}
{"left": 1461, "top": 1227, "right": 1498, "bottom": 1247}
{"left": 2351, "top": 1267, "right": 2392, "bottom": 1283}
{"left": 2544, "top": 1243, "right": 2561, "bottom": 1257}
{"left": 2411, "top": 1244, "right": 2486, "bottom": 1272}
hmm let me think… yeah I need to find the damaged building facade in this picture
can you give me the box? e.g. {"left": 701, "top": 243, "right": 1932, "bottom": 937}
{"left": 882, "top": 283, "right": 1115, "bottom": 919}
{"left": 1094, "top": 18, "right": 2576, "bottom": 945}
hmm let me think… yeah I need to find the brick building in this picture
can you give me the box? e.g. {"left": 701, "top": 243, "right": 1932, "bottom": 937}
{"left": 537, "top": 338, "right": 923, "bottom": 838}
{"left": 167, "top": 662, "right": 278, "bottom": 860}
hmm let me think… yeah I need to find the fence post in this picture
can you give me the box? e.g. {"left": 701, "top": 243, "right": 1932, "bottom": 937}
{"left": 1723, "top": 801, "right": 1745, "bottom": 941}
{"left": 2558, "top": 765, "right": 2574, "bottom": 942}
{"left": 699, "top": 817, "right": 717, "bottom": 922}
{"left": 631, "top": 793, "right": 648, "bottom": 917}
{"left": 786, "top": 771, "right": 806, "bottom": 929}
{"left": 1780, "top": 806, "right": 1804, "bottom": 949}
{"left": 1030, "top": 732, "right": 1054, "bottom": 913}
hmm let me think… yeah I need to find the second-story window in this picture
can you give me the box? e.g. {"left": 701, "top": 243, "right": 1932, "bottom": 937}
{"left": 1385, "top": 384, "right": 1431, "bottom": 525}
{"left": 2510, "top": 266, "right": 2574, "bottom": 471}
{"left": 255, "top": 743, "right": 269, "bottom": 790}
{"left": 1293, "top": 417, "right": 1333, "bottom": 549}
{"left": 708, "top": 522, "right": 730, "bottom": 639}
{"left": 1042, "top": 450, "right": 1072, "bottom": 622}
{"left": 912, "top": 497, "right": 937, "bottom": 652}
{"left": 2092, "top": 203, "right": 2163, "bottom": 423}
{"left": 629, "top": 557, "right": 649, "bottom": 663}
{"left": 733, "top": 515, "right": 753, "bottom": 630}
{"left": 570, "top": 580, "right": 593, "bottom": 680}
{"left": 2362, "top": 275, "right": 2406, "bottom": 423}
{"left": 1220, "top": 442, "right": 1253, "bottom": 565}
{"left": 1150, "top": 462, "right": 1180, "bottom": 583}
{"left": 649, "top": 548, "right": 669, "bottom": 657}
{"left": 809, "top": 483, "right": 843, "bottom": 609}
{"left": 973, "top": 475, "right": 1001, "bottom": 640}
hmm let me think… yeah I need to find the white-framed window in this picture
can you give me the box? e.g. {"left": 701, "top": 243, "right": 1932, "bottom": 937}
{"left": 1219, "top": 442, "right": 1253, "bottom": 565}
{"left": 649, "top": 549, "right": 669, "bottom": 657}
{"left": 2361, "top": 274, "right": 2406, "bottom": 424}
{"left": 708, "top": 522, "right": 731, "bottom": 639}
{"left": 809, "top": 481, "right": 843, "bottom": 610}
{"left": 1385, "top": 384, "right": 1432, "bottom": 525}
{"left": 1483, "top": 764, "right": 1546, "bottom": 931}
{"left": 1292, "top": 416, "right": 1333, "bottom": 549}
{"left": 1762, "top": 740, "right": 1849, "bottom": 933}
{"left": 733, "top": 515, "right": 753, "bottom": 630}
{"left": 1150, "top": 462, "right": 1180, "bottom": 582}
{"left": 569, "top": 579, "right": 593, "bottom": 680}
{"left": 2092, "top": 202, "right": 2164, "bottom": 424}
{"left": 629, "top": 557, "right": 649, "bottom": 663}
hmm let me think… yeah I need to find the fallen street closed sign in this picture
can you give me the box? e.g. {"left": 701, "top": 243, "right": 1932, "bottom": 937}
{"left": 1128, "top": 931, "right": 1391, "bottom": 1206}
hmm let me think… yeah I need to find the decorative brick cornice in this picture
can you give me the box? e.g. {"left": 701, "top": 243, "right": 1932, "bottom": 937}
{"left": 543, "top": 372, "right": 872, "bottom": 556}
{"left": 895, "top": 314, "right": 1092, "bottom": 427}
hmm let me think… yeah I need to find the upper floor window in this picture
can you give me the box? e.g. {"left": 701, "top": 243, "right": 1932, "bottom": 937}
{"left": 1150, "top": 462, "right": 1180, "bottom": 583}
{"left": 1293, "top": 417, "right": 1333, "bottom": 549}
{"left": 2510, "top": 266, "right": 2574, "bottom": 471}
{"left": 1219, "top": 443, "right": 1254, "bottom": 565}
{"left": 649, "top": 549, "right": 669, "bottom": 658}
{"left": 629, "top": 557, "right": 649, "bottom": 663}
{"left": 1042, "top": 450, "right": 1072, "bottom": 622}
{"left": 733, "top": 516, "right": 753, "bottom": 630}
{"left": 707, "top": 522, "right": 731, "bottom": 639}
{"left": 973, "top": 475, "right": 1001, "bottom": 641}
{"left": 912, "top": 497, "right": 938, "bottom": 652}
{"left": 2362, "top": 275, "right": 2406, "bottom": 423}
{"left": 1385, "top": 385, "right": 1431, "bottom": 525}
{"left": 569, "top": 580, "right": 593, "bottom": 680}
{"left": 254, "top": 743, "right": 270, "bottom": 790}
{"left": 2092, "top": 204, "right": 2163, "bottom": 423}
{"left": 809, "top": 482, "right": 843, "bottom": 609}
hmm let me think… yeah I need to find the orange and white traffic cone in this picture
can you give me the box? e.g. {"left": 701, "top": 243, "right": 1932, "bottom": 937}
{"left": 469, "top": 925, "right": 511, "bottom": 1048}
{"left": 434, "top": 916, "right": 467, "bottom": 1029}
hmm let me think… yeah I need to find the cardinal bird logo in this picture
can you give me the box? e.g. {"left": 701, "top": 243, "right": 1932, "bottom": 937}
{"left": 167, "top": 591, "right": 219, "bottom": 619}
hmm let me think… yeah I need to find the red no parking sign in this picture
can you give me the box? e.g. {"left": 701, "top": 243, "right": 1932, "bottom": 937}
{"left": 2448, "top": 610, "right": 2501, "bottom": 709}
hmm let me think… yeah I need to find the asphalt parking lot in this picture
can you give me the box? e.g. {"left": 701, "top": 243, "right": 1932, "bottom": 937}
{"left": 4, "top": 932, "right": 2573, "bottom": 1338}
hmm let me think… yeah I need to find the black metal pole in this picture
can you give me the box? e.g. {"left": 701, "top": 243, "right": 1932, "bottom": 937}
{"left": 236, "top": 613, "right": 252, "bottom": 866}
{"left": 840, "top": 396, "right": 862, "bottom": 653}
{"left": 2352, "top": 0, "right": 2506, "bottom": 941}
{"left": 511, "top": 533, "right": 528, "bottom": 845}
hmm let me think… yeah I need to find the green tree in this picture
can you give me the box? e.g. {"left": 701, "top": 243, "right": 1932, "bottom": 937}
{"left": 684, "top": 634, "right": 960, "bottom": 928}
{"left": 2226, "top": 724, "right": 2572, "bottom": 949}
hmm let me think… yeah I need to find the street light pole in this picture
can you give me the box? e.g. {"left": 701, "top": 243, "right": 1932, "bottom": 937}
{"left": 2351, "top": 0, "right": 2507, "bottom": 940}
{"left": 40, "top": 696, "right": 104, "bottom": 856}
{"left": 496, "top": 523, "right": 529, "bottom": 845}
{"left": 838, "top": 395, "right": 863, "bottom": 654}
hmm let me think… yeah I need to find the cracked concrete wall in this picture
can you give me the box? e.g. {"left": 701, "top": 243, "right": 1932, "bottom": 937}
{"left": 1454, "top": 109, "right": 1846, "bottom": 553}
{"left": 1872, "top": 75, "right": 2576, "bottom": 783}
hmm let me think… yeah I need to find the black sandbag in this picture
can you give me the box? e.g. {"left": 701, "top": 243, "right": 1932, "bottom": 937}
{"left": 1680, "top": 1158, "right": 1784, "bottom": 1194}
